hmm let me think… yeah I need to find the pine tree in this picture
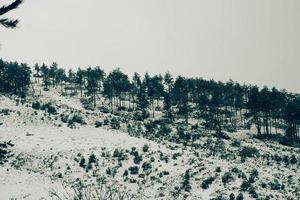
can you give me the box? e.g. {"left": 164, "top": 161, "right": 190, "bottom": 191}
{"left": 284, "top": 97, "right": 300, "bottom": 141}
{"left": 136, "top": 81, "right": 149, "bottom": 120}
{"left": 173, "top": 76, "right": 189, "bottom": 126}
{"left": 0, "top": 0, "right": 23, "bottom": 29}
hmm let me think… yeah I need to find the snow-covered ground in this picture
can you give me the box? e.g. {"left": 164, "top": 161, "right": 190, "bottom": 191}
{"left": 0, "top": 88, "right": 299, "bottom": 200}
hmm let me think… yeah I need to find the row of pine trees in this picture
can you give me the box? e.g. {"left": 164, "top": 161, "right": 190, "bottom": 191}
{"left": 0, "top": 59, "right": 299, "bottom": 144}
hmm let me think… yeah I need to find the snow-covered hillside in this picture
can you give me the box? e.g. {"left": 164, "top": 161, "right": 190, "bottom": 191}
{"left": 0, "top": 87, "right": 299, "bottom": 200}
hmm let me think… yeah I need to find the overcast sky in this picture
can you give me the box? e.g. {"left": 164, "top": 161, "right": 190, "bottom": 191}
{"left": 0, "top": 0, "right": 299, "bottom": 92}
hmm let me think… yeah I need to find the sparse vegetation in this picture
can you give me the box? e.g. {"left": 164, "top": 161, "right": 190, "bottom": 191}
{"left": 0, "top": 141, "right": 14, "bottom": 165}
{"left": 1, "top": 2, "right": 300, "bottom": 199}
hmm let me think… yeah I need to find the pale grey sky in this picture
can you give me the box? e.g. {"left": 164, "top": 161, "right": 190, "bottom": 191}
{"left": 0, "top": 0, "right": 299, "bottom": 92}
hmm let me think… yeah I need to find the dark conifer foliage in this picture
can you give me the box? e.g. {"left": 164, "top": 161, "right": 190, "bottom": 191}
{"left": 0, "top": 59, "right": 31, "bottom": 96}
{"left": 0, "top": 0, "right": 23, "bottom": 28}
{"left": 1, "top": 57, "right": 299, "bottom": 145}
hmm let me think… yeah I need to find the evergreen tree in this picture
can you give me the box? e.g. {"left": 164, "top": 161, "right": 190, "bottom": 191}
{"left": 103, "top": 68, "right": 129, "bottom": 111}
{"left": 136, "top": 81, "right": 149, "bottom": 120}
{"left": 0, "top": 0, "right": 23, "bottom": 29}
{"left": 284, "top": 96, "right": 300, "bottom": 141}
{"left": 173, "top": 76, "right": 189, "bottom": 126}
{"left": 40, "top": 63, "right": 50, "bottom": 90}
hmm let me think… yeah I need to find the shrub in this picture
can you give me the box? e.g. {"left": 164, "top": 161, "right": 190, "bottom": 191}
{"left": 0, "top": 141, "right": 14, "bottom": 165}
{"left": 98, "top": 106, "right": 110, "bottom": 113}
{"left": 106, "top": 167, "right": 112, "bottom": 175}
{"left": 142, "top": 144, "right": 149, "bottom": 152}
{"left": 110, "top": 117, "right": 120, "bottom": 129}
{"left": 32, "top": 101, "right": 41, "bottom": 110}
{"left": 142, "top": 162, "right": 152, "bottom": 171}
{"left": 11, "top": 153, "right": 27, "bottom": 169}
{"left": 113, "top": 149, "right": 126, "bottom": 161}
{"left": 128, "top": 166, "right": 139, "bottom": 175}
{"left": 215, "top": 166, "right": 221, "bottom": 172}
{"left": 290, "top": 155, "right": 297, "bottom": 164}
{"left": 231, "top": 139, "right": 241, "bottom": 147}
{"left": 229, "top": 193, "right": 235, "bottom": 200}
{"left": 113, "top": 149, "right": 121, "bottom": 157}
{"left": 159, "top": 123, "right": 172, "bottom": 136}
{"left": 249, "top": 186, "right": 258, "bottom": 198}
{"left": 71, "top": 114, "right": 85, "bottom": 124}
{"left": 269, "top": 179, "right": 281, "bottom": 190}
{"left": 68, "top": 114, "right": 86, "bottom": 127}
{"left": 236, "top": 193, "right": 244, "bottom": 200}
{"left": 240, "top": 180, "right": 251, "bottom": 191}
{"left": 0, "top": 108, "right": 10, "bottom": 116}
{"left": 85, "top": 162, "right": 93, "bottom": 172}
{"left": 94, "top": 120, "right": 103, "bottom": 128}
{"left": 182, "top": 170, "right": 192, "bottom": 192}
{"left": 133, "top": 110, "right": 149, "bottom": 121}
{"left": 80, "top": 98, "right": 93, "bottom": 110}
{"left": 201, "top": 176, "right": 215, "bottom": 189}
{"left": 150, "top": 157, "right": 155, "bottom": 162}
{"left": 88, "top": 154, "right": 97, "bottom": 164}
{"left": 249, "top": 169, "right": 258, "bottom": 183}
{"left": 172, "top": 153, "right": 181, "bottom": 160}
{"left": 239, "top": 146, "right": 259, "bottom": 160}
{"left": 222, "top": 172, "right": 234, "bottom": 184}
{"left": 138, "top": 173, "right": 145, "bottom": 178}
{"left": 60, "top": 114, "right": 69, "bottom": 123}
{"left": 123, "top": 170, "right": 128, "bottom": 177}
{"left": 133, "top": 154, "right": 143, "bottom": 164}
{"left": 212, "top": 194, "right": 227, "bottom": 200}
{"left": 104, "top": 117, "right": 109, "bottom": 125}
{"left": 79, "top": 157, "right": 86, "bottom": 168}
{"left": 41, "top": 102, "right": 57, "bottom": 115}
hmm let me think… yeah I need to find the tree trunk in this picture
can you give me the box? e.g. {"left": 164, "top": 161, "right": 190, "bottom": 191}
{"left": 152, "top": 102, "right": 155, "bottom": 118}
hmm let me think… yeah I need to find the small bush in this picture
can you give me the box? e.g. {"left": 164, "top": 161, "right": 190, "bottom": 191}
{"left": 182, "top": 170, "right": 192, "bottom": 192}
{"left": 229, "top": 193, "right": 235, "bottom": 200}
{"left": 98, "top": 106, "right": 110, "bottom": 113}
{"left": 249, "top": 186, "right": 258, "bottom": 198}
{"left": 88, "top": 154, "right": 97, "bottom": 164}
{"left": 71, "top": 114, "right": 85, "bottom": 124}
{"left": 142, "top": 162, "right": 152, "bottom": 171}
{"left": 0, "top": 109, "right": 10, "bottom": 116}
{"left": 104, "top": 117, "right": 109, "bottom": 125}
{"left": 142, "top": 144, "right": 149, "bottom": 152}
{"left": 110, "top": 117, "right": 120, "bottom": 129}
{"left": 239, "top": 146, "right": 259, "bottom": 160}
{"left": 94, "top": 120, "right": 103, "bottom": 128}
{"left": 236, "top": 193, "right": 244, "bottom": 200}
{"left": 41, "top": 102, "right": 57, "bottom": 115}
{"left": 128, "top": 166, "right": 139, "bottom": 175}
{"left": 240, "top": 180, "right": 251, "bottom": 191}
{"left": 68, "top": 114, "right": 86, "bottom": 127}
{"left": 231, "top": 139, "right": 241, "bottom": 147}
{"left": 290, "top": 155, "right": 297, "bottom": 164}
{"left": 123, "top": 169, "right": 128, "bottom": 176}
{"left": 85, "top": 162, "right": 93, "bottom": 172}
{"left": 32, "top": 101, "right": 41, "bottom": 110}
{"left": 269, "top": 179, "right": 281, "bottom": 190}
{"left": 113, "top": 149, "right": 126, "bottom": 161}
{"left": 11, "top": 153, "right": 27, "bottom": 169}
{"left": 60, "top": 114, "right": 69, "bottom": 123}
{"left": 249, "top": 169, "right": 258, "bottom": 183}
{"left": 133, "top": 154, "right": 143, "bottom": 164}
{"left": 0, "top": 141, "right": 14, "bottom": 165}
{"left": 79, "top": 157, "right": 86, "bottom": 168}
{"left": 201, "top": 176, "right": 215, "bottom": 189}
{"left": 222, "top": 172, "right": 234, "bottom": 184}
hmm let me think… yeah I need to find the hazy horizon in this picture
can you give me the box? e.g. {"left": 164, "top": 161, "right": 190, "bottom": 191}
{"left": 0, "top": 0, "right": 299, "bottom": 92}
